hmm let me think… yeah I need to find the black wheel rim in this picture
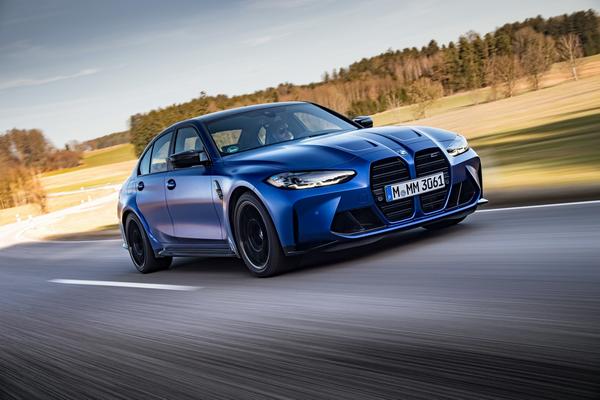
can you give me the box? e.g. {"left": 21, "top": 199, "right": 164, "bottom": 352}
{"left": 239, "top": 203, "right": 269, "bottom": 270}
{"left": 128, "top": 222, "right": 146, "bottom": 267}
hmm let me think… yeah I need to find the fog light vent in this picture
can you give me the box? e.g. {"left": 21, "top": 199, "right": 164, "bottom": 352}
{"left": 331, "top": 207, "right": 383, "bottom": 234}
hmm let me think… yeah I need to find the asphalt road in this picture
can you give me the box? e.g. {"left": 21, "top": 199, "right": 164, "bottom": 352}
{"left": 1, "top": 202, "right": 599, "bottom": 400}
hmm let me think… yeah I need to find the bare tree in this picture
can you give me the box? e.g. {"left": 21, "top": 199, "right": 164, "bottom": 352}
{"left": 495, "top": 55, "right": 521, "bottom": 97}
{"left": 484, "top": 56, "right": 500, "bottom": 101}
{"left": 29, "top": 170, "right": 47, "bottom": 213}
{"left": 557, "top": 33, "right": 583, "bottom": 80}
{"left": 515, "top": 27, "right": 556, "bottom": 90}
{"left": 407, "top": 78, "right": 443, "bottom": 119}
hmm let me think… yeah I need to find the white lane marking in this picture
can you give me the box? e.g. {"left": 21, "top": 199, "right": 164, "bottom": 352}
{"left": 476, "top": 199, "right": 600, "bottom": 213}
{"left": 49, "top": 279, "right": 201, "bottom": 291}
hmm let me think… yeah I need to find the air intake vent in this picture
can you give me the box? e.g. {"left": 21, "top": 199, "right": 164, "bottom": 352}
{"left": 414, "top": 148, "right": 450, "bottom": 213}
{"left": 447, "top": 176, "right": 478, "bottom": 209}
{"left": 370, "top": 157, "right": 413, "bottom": 222}
{"left": 331, "top": 207, "right": 383, "bottom": 234}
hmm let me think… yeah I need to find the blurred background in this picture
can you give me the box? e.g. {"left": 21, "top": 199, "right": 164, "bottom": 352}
{"left": 0, "top": 0, "right": 598, "bottom": 242}
{"left": 2, "top": 2, "right": 600, "bottom": 399}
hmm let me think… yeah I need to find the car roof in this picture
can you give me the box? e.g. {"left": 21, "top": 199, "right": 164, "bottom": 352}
{"left": 176, "top": 101, "right": 309, "bottom": 127}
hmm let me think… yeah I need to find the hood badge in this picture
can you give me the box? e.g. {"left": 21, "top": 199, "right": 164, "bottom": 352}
{"left": 398, "top": 150, "right": 408, "bottom": 156}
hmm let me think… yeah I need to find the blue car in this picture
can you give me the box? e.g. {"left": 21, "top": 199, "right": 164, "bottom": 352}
{"left": 118, "top": 102, "right": 486, "bottom": 277}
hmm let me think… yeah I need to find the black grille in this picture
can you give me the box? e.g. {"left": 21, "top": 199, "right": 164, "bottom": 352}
{"left": 414, "top": 148, "right": 450, "bottom": 213}
{"left": 370, "top": 157, "right": 413, "bottom": 222}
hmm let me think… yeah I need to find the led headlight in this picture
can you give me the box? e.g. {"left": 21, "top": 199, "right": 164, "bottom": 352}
{"left": 267, "top": 170, "right": 356, "bottom": 189}
{"left": 446, "top": 135, "right": 469, "bottom": 156}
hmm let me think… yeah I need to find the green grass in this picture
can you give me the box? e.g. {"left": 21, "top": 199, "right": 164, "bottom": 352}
{"left": 81, "top": 143, "right": 135, "bottom": 167}
{"left": 43, "top": 143, "right": 135, "bottom": 177}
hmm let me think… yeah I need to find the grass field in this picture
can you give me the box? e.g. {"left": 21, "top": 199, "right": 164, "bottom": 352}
{"left": 373, "top": 54, "right": 600, "bottom": 126}
{"left": 40, "top": 142, "right": 136, "bottom": 194}
{"left": 43, "top": 143, "right": 136, "bottom": 177}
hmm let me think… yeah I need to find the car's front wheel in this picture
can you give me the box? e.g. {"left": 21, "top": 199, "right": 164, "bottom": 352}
{"left": 233, "top": 192, "right": 295, "bottom": 277}
{"left": 125, "top": 214, "right": 172, "bottom": 273}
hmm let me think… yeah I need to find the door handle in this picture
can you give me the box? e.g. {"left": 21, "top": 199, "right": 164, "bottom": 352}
{"left": 137, "top": 181, "right": 144, "bottom": 191}
{"left": 166, "top": 179, "right": 176, "bottom": 190}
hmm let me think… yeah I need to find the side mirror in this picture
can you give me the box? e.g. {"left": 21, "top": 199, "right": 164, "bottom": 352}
{"left": 168, "top": 150, "right": 209, "bottom": 169}
{"left": 352, "top": 116, "right": 373, "bottom": 129}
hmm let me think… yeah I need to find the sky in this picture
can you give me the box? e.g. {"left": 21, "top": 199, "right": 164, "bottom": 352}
{"left": 0, "top": 0, "right": 597, "bottom": 146}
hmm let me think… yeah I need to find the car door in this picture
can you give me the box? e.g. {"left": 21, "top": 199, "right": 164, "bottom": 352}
{"left": 165, "top": 126, "right": 223, "bottom": 240}
{"left": 135, "top": 132, "right": 175, "bottom": 240}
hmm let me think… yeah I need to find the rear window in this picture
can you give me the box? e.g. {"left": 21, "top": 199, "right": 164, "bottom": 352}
{"left": 138, "top": 145, "right": 152, "bottom": 175}
{"left": 150, "top": 133, "right": 172, "bottom": 173}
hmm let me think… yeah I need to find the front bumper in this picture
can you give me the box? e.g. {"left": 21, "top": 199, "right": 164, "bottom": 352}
{"left": 286, "top": 200, "right": 485, "bottom": 255}
{"left": 267, "top": 150, "right": 483, "bottom": 256}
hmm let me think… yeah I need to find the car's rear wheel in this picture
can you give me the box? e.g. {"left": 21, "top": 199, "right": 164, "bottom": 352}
{"left": 125, "top": 214, "right": 172, "bottom": 273}
{"left": 423, "top": 216, "right": 466, "bottom": 231}
{"left": 233, "top": 192, "right": 295, "bottom": 277}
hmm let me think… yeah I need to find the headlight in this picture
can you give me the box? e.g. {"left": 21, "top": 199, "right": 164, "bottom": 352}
{"left": 446, "top": 135, "right": 469, "bottom": 156}
{"left": 267, "top": 170, "right": 356, "bottom": 189}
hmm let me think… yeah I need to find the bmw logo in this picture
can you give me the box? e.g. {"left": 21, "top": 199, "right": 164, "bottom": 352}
{"left": 398, "top": 150, "right": 408, "bottom": 156}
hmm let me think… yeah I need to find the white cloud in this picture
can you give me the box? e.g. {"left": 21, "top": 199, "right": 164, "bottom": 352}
{"left": 0, "top": 68, "right": 100, "bottom": 91}
{"left": 243, "top": 35, "right": 276, "bottom": 47}
{"left": 245, "top": 0, "right": 327, "bottom": 9}
{"left": 242, "top": 31, "right": 291, "bottom": 47}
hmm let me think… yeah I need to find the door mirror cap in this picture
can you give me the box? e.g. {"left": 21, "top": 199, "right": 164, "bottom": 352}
{"left": 352, "top": 116, "right": 373, "bottom": 129}
{"left": 168, "top": 150, "right": 209, "bottom": 169}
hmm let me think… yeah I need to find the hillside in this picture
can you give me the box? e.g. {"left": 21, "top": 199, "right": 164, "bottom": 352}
{"left": 127, "top": 10, "right": 600, "bottom": 155}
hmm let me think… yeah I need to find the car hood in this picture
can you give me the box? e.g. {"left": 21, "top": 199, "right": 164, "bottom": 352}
{"left": 223, "top": 126, "right": 457, "bottom": 170}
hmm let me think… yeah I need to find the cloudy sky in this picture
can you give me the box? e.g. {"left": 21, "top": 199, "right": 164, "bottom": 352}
{"left": 0, "top": 0, "right": 596, "bottom": 146}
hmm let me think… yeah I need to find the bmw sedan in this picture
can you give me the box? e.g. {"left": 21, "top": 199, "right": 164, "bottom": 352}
{"left": 118, "top": 101, "right": 486, "bottom": 277}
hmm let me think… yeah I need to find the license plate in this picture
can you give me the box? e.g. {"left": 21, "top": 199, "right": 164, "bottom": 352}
{"left": 385, "top": 172, "right": 445, "bottom": 202}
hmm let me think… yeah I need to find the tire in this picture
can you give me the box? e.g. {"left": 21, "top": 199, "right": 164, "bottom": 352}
{"left": 423, "top": 216, "right": 466, "bottom": 231}
{"left": 125, "top": 214, "right": 172, "bottom": 273}
{"left": 233, "top": 192, "right": 295, "bottom": 277}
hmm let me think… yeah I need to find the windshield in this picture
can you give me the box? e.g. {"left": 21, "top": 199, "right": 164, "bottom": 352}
{"left": 205, "top": 103, "right": 357, "bottom": 155}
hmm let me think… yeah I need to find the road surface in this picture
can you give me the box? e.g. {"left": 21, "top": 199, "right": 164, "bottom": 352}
{"left": 1, "top": 202, "right": 599, "bottom": 399}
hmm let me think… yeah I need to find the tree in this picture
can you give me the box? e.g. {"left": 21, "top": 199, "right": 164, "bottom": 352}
{"left": 515, "top": 27, "right": 556, "bottom": 90}
{"left": 407, "top": 78, "right": 443, "bottom": 119}
{"left": 458, "top": 35, "right": 481, "bottom": 91}
{"left": 29, "top": 170, "right": 47, "bottom": 213}
{"left": 442, "top": 42, "right": 461, "bottom": 93}
{"left": 495, "top": 55, "right": 521, "bottom": 97}
{"left": 557, "top": 33, "right": 584, "bottom": 80}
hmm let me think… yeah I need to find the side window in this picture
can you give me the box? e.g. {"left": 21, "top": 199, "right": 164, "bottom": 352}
{"left": 150, "top": 132, "right": 172, "bottom": 173}
{"left": 138, "top": 145, "right": 152, "bottom": 175}
{"left": 174, "top": 127, "right": 204, "bottom": 154}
